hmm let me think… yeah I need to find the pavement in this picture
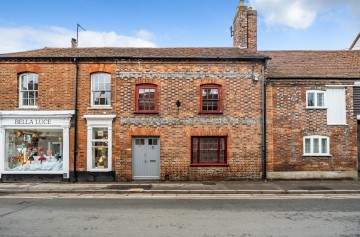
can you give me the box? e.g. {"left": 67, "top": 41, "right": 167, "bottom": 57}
{"left": 1, "top": 179, "right": 360, "bottom": 195}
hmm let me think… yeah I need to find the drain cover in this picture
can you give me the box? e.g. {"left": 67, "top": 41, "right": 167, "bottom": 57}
{"left": 300, "top": 186, "right": 332, "bottom": 190}
{"left": 105, "top": 185, "right": 152, "bottom": 190}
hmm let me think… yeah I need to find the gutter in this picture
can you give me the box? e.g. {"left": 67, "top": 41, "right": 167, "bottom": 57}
{"left": 72, "top": 58, "right": 79, "bottom": 182}
{"left": 0, "top": 56, "right": 271, "bottom": 61}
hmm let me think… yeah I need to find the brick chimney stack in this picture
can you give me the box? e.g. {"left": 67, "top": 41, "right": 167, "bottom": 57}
{"left": 233, "top": 0, "right": 257, "bottom": 51}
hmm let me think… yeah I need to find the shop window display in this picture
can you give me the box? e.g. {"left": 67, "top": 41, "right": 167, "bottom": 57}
{"left": 91, "top": 127, "right": 109, "bottom": 170}
{"left": 5, "top": 129, "right": 63, "bottom": 171}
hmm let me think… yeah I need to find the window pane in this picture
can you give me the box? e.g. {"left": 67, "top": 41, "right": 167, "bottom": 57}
{"left": 317, "top": 93, "right": 324, "bottom": 107}
{"left": 321, "top": 138, "right": 328, "bottom": 154}
{"left": 199, "top": 138, "right": 218, "bottom": 163}
{"left": 92, "top": 128, "right": 108, "bottom": 140}
{"left": 305, "top": 138, "right": 311, "bottom": 154}
{"left": 307, "top": 93, "right": 315, "bottom": 107}
{"left": 313, "top": 138, "right": 319, "bottom": 153}
{"left": 139, "top": 89, "right": 145, "bottom": 99}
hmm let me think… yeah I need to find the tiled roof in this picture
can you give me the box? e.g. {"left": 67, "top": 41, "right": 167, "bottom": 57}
{"left": 261, "top": 50, "right": 360, "bottom": 79}
{"left": 0, "top": 47, "right": 267, "bottom": 59}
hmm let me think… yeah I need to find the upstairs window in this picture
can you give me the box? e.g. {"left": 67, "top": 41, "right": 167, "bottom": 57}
{"left": 303, "top": 136, "right": 330, "bottom": 156}
{"left": 200, "top": 84, "right": 221, "bottom": 113}
{"left": 19, "top": 73, "right": 38, "bottom": 108}
{"left": 91, "top": 73, "right": 111, "bottom": 107}
{"left": 136, "top": 84, "right": 158, "bottom": 113}
{"left": 306, "top": 90, "right": 325, "bottom": 108}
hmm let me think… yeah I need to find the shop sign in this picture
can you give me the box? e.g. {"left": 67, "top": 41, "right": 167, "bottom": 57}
{"left": 14, "top": 119, "right": 52, "bottom": 125}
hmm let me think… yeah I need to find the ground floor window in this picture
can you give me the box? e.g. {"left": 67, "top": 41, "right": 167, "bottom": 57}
{"left": 5, "top": 129, "right": 63, "bottom": 171}
{"left": 191, "top": 137, "right": 227, "bottom": 164}
{"left": 91, "top": 127, "right": 109, "bottom": 170}
{"left": 303, "top": 136, "right": 330, "bottom": 156}
{"left": 84, "top": 115, "right": 115, "bottom": 172}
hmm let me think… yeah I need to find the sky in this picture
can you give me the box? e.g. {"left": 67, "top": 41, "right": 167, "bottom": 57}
{"left": 0, "top": 0, "right": 359, "bottom": 54}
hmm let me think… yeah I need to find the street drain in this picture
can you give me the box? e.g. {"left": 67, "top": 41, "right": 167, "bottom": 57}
{"left": 105, "top": 185, "right": 152, "bottom": 190}
{"left": 300, "top": 186, "right": 333, "bottom": 190}
{"left": 202, "top": 181, "right": 216, "bottom": 185}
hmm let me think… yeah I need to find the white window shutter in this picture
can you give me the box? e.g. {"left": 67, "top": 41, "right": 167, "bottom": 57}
{"left": 326, "top": 87, "right": 346, "bottom": 125}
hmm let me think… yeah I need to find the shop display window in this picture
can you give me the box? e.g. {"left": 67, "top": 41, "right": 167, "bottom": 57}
{"left": 91, "top": 127, "right": 109, "bottom": 170}
{"left": 5, "top": 129, "right": 63, "bottom": 172}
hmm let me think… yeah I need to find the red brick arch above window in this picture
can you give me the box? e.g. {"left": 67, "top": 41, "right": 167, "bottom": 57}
{"left": 88, "top": 64, "right": 114, "bottom": 74}
{"left": 16, "top": 64, "right": 40, "bottom": 74}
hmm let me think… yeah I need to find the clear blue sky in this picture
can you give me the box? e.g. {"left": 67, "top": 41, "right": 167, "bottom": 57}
{"left": 0, "top": 0, "right": 358, "bottom": 53}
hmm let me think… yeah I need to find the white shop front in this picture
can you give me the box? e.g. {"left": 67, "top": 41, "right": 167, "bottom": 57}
{"left": 0, "top": 110, "right": 74, "bottom": 179}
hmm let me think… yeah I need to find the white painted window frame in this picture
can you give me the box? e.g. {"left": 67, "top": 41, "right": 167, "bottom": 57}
{"left": 84, "top": 115, "right": 116, "bottom": 172}
{"left": 90, "top": 73, "right": 111, "bottom": 108}
{"left": 306, "top": 90, "right": 326, "bottom": 109}
{"left": 19, "top": 73, "right": 39, "bottom": 109}
{"left": 303, "top": 135, "right": 331, "bottom": 156}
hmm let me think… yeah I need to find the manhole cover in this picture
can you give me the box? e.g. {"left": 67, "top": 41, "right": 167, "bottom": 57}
{"left": 203, "top": 181, "right": 216, "bottom": 185}
{"left": 105, "top": 185, "right": 152, "bottom": 190}
{"left": 300, "top": 186, "right": 333, "bottom": 190}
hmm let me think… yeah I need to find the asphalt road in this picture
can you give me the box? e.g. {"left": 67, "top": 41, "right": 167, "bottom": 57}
{"left": 0, "top": 196, "right": 359, "bottom": 237}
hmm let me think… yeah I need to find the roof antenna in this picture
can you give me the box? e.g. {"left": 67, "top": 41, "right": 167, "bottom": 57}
{"left": 76, "top": 23, "right": 86, "bottom": 47}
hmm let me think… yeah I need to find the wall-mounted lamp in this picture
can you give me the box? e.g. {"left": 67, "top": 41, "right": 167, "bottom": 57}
{"left": 176, "top": 100, "right": 181, "bottom": 108}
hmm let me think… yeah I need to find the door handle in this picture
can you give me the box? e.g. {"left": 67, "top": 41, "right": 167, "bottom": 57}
{"left": 144, "top": 160, "right": 147, "bottom": 163}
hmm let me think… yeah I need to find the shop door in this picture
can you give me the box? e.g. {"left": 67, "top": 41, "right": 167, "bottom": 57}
{"left": 132, "top": 137, "right": 160, "bottom": 180}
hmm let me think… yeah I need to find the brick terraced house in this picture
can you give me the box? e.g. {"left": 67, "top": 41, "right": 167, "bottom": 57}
{"left": 0, "top": 1, "right": 359, "bottom": 182}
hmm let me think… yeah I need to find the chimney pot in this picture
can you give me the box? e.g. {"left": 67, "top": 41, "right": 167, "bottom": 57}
{"left": 71, "top": 38, "right": 77, "bottom": 48}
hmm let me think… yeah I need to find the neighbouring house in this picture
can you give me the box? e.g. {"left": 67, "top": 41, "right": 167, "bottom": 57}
{"left": 262, "top": 50, "right": 360, "bottom": 179}
{"left": 0, "top": 1, "right": 358, "bottom": 182}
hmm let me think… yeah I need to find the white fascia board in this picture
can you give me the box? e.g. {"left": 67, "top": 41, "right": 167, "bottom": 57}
{"left": 0, "top": 110, "right": 75, "bottom": 118}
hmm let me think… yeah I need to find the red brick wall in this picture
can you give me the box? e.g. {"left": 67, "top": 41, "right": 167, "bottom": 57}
{"left": 2, "top": 60, "right": 264, "bottom": 181}
{"left": 112, "top": 60, "right": 264, "bottom": 181}
{"left": 266, "top": 80, "right": 357, "bottom": 173}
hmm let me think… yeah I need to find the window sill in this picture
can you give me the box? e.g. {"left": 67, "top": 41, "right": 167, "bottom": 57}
{"left": 87, "top": 106, "right": 113, "bottom": 110}
{"left": 327, "top": 124, "right": 348, "bottom": 126}
{"left": 305, "top": 107, "right": 327, "bottom": 110}
{"left": 88, "top": 169, "right": 112, "bottom": 172}
{"left": 134, "top": 111, "right": 159, "bottom": 115}
{"left": 302, "top": 154, "right": 332, "bottom": 157}
{"left": 18, "top": 106, "right": 38, "bottom": 110}
{"left": 190, "top": 164, "right": 229, "bottom": 167}
{"left": 198, "top": 112, "right": 223, "bottom": 115}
